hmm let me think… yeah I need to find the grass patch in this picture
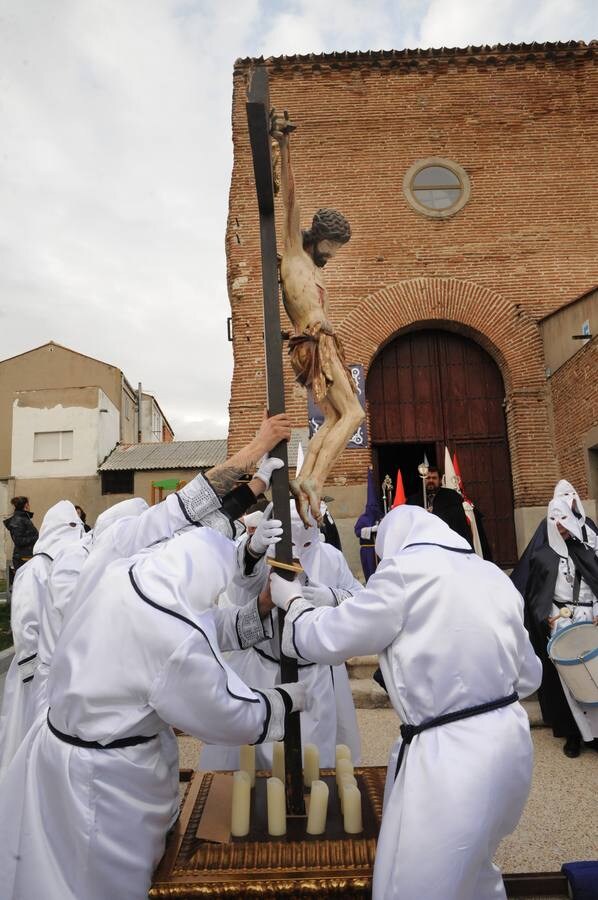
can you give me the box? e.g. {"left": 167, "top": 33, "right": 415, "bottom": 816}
{"left": 0, "top": 602, "right": 12, "bottom": 652}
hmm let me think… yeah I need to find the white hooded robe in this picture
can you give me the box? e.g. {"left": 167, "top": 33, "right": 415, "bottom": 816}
{"left": 200, "top": 507, "right": 361, "bottom": 770}
{"left": 0, "top": 527, "right": 287, "bottom": 900}
{"left": 0, "top": 501, "right": 83, "bottom": 778}
{"left": 281, "top": 506, "right": 542, "bottom": 900}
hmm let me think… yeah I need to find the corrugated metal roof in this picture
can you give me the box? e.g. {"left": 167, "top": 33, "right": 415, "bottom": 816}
{"left": 99, "top": 440, "right": 228, "bottom": 471}
{"left": 99, "top": 427, "right": 310, "bottom": 472}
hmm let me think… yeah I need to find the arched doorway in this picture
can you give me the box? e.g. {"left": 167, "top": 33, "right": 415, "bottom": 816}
{"left": 367, "top": 328, "right": 518, "bottom": 566}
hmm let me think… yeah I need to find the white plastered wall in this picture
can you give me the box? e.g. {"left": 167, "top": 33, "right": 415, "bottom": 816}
{"left": 11, "top": 389, "right": 119, "bottom": 479}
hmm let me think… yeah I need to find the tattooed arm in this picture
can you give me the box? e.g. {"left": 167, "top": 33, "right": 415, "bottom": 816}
{"left": 205, "top": 412, "right": 292, "bottom": 498}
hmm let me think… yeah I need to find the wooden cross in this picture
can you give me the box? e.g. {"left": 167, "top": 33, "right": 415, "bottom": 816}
{"left": 246, "top": 65, "right": 306, "bottom": 816}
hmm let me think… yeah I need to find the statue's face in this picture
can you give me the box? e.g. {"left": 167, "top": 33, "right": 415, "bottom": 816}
{"left": 312, "top": 238, "right": 342, "bottom": 268}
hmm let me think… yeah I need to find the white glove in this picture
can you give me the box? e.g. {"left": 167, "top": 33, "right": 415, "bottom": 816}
{"left": 360, "top": 525, "right": 378, "bottom": 540}
{"left": 277, "top": 681, "right": 307, "bottom": 713}
{"left": 269, "top": 572, "right": 303, "bottom": 611}
{"left": 254, "top": 455, "right": 284, "bottom": 490}
{"left": 302, "top": 584, "right": 336, "bottom": 608}
{"left": 249, "top": 502, "right": 283, "bottom": 556}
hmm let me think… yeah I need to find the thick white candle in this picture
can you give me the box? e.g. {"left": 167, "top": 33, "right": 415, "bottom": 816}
{"left": 335, "top": 744, "right": 352, "bottom": 767}
{"left": 343, "top": 783, "right": 363, "bottom": 834}
{"left": 239, "top": 744, "right": 256, "bottom": 788}
{"left": 231, "top": 770, "right": 251, "bottom": 837}
{"left": 306, "top": 780, "right": 329, "bottom": 835}
{"left": 336, "top": 757, "right": 354, "bottom": 787}
{"left": 267, "top": 776, "right": 287, "bottom": 836}
{"left": 303, "top": 743, "right": 320, "bottom": 787}
{"left": 338, "top": 774, "right": 357, "bottom": 813}
{"left": 272, "top": 741, "right": 285, "bottom": 782}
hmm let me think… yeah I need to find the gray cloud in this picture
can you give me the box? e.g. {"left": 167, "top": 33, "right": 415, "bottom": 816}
{"left": 1, "top": 1, "right": 594, "bottom": 439}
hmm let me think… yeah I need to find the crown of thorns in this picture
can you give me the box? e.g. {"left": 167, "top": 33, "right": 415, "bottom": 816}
{"left": 304, "top": 208, "right": 351, "bottom": 245}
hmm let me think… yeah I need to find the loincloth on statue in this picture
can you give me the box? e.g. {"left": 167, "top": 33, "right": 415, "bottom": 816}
{"left": 288, "top": 322, "right": 357, "bottom": 405}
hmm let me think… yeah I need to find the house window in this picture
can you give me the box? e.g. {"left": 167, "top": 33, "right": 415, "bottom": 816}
{"left": 403, "top": 157, "right": 470, "bottom": 219}
{"left": 33, "top": 430, "right": 73, "bottom": 461}
{"left": 101, "top": 470, "right": 134, "bottom": 494}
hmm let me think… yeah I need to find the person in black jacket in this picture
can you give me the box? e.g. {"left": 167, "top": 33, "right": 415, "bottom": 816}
{"left": 407, "top": 467, "right": 473, "bottom": 547}
{"left": 3, "top": 496, "right": 39, "bottom": 572}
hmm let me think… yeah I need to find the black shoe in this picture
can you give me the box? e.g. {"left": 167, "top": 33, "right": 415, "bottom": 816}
{"left": 563, "top": 737, "right": 581, "bottom": 758}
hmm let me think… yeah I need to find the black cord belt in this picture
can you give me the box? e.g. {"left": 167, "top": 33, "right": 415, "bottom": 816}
{"left": 394, "top": 691, "right": 519, "bottom": 780}
{"left": 554, "top": 601, "right": 593, "bottom": 608}
{"left": 47, "top": 712, "right": 157, "bottom": 750}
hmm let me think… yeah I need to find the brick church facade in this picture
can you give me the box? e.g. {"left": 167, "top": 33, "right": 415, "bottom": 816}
{"left": 226, "top": 41, "right": 597, "bottom": 568}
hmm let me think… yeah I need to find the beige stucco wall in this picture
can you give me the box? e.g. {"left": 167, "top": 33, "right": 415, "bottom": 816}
{"left": 0, "top": 344, "right": 124, "bottom": 478}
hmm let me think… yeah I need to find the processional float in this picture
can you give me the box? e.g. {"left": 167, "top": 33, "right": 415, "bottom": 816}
{"left": 151, "top": 65, "right": 570, "bottom": 900}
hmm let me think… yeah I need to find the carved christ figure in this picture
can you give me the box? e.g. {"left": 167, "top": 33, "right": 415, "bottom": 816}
{"left": 271, "top": 111, "right": 364, "bottom": 526}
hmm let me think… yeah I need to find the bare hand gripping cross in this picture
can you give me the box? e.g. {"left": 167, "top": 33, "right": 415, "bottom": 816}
{"left": 271, "top": 111, "right": 364, "bottom": 527}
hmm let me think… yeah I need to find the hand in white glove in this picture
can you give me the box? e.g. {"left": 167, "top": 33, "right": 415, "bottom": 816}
{"left": 269, "top": 572, "right": 303, "bottom": 611}
{"left": 276, "top": 681, "right": 307, "bottom": 713}
{"left": 248, "top": 502, "right": 283, "bottom": 557}
{"left": 302, "top": 584, "right": 336, "bottom": 608}
{"left": 254, "top": 455, "right": 284, "bottom": 491}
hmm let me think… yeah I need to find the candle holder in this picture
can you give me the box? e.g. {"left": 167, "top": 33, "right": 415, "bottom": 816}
{"left": 151, "top": 767, "right": 382, "bottom": 899}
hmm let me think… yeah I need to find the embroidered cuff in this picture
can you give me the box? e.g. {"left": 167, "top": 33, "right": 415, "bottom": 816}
{"left": 177, "top": 475, "right": 221, "bottom": 524}
{"left": 330, "top": 587, "right": 352, "bottom": 606}
{"left": 281, "top": 599, "right": 315, "bottom": 660}
{"left": 255, "top": 688, "right": 286, "bottom": 743}
{"left": 198, "top": 509, "right": 234, "bottom": 539}
{"left": 235, "top": 600, "right": 268, "bottom": 649}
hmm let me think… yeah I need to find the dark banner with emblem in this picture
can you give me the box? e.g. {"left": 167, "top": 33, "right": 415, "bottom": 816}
{"left": 307, "top": 364, "right": 368, "bottom": 448}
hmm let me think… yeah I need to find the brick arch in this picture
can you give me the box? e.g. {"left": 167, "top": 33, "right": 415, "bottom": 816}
{"left": 337, "top": 277, "right": 543, "bottom": 392}
{"left": 337, "top": 277, "right": 558, "bottom": 508}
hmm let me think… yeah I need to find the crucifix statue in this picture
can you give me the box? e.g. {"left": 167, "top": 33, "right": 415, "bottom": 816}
{"left": 270, "top": 111, "right": 364, "bottom": 528}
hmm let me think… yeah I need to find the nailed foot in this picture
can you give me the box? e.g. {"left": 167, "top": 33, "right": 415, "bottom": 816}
{"left": 290, "top": 478, "right": 311, "bottom": 528}
{"left": 300, "top": 476, "right": 323, "bottom": 525}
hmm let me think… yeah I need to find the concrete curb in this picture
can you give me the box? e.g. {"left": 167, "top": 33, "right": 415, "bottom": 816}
{"left": 0, "top": 646, "right": 14, "bottom": 674}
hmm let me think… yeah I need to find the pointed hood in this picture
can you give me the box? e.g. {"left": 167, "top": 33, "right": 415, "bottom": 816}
{"left": 131, "top": 527, "right": 235, "bottom": 618}
{"left": 355, "top": 468, "right": 383, "bottom": 531}
{"left": 391, "top": 469, "right": 406, "bottom": 508}
{"left": 290, "top": 502, "right": 320, "bottom": 574}
{"left": 443, "top": 448, "right": 461, "bottom": 494}
{"left": 33, "top": 501, "right": 84, "bottom": 558}
{"left": 547, "top": 497, "right": 583, "bottom": 557}
{"left": 553, "top": 480, "right": 586, "bottom": 525}
{"left": 93, "top": 498, "right": 149, "bottom": 540}
{"left": 375, "top": 504, "right": 472, "bottom": 560}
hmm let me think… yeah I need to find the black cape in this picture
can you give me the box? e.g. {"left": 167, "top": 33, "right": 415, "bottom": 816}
{"left": 511, "top": 516, "right": 598, "bottom": 597}
{"left": 524, "top": 539, "right": 598, "bottom": 739}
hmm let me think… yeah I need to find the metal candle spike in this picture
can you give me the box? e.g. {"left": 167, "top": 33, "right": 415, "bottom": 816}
{"left": 381, "top": 474, "right": 393, "bottom": 515}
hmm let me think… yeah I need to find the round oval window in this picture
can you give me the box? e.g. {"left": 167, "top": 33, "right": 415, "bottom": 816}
{"left": 403, "top": 158, "right": 470, "bottom": 218}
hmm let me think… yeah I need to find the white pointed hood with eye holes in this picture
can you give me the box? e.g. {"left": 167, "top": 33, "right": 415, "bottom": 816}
{"left": 375, "top": 504, "right": 472, "bottom": 560}
{"left": 130, "top": 526, "right": 236, "bottom": 619}
{"left": 553, "top": 480, "right": 586, "bottom": 525}
{"left": 290, "top": 503, "right": 321, "bottom": 577}
{"left": 33, "top": 501, "right": 84, "bottom": 558}
{"left": 546, "top": 497, "right": 583, "bottom": 557}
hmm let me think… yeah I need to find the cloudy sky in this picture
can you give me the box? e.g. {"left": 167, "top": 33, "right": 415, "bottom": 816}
{"left": 1, "top": 1, "right": 596, "bottom": 439}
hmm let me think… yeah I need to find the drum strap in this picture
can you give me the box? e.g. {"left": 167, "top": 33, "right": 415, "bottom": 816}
{"left": 394, "top": 692, "right": 519, "bottom": 781}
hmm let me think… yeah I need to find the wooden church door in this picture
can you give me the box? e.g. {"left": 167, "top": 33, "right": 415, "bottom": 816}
{"left": 367, "top": 329, "right": 518, "bottom": 567}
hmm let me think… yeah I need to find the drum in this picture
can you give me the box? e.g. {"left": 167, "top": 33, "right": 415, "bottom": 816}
{"left": 548, "top": 623, "right": 598, "bottom": 706}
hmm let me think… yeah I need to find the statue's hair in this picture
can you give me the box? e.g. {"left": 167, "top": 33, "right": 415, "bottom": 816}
{"left": 303, "top": 208, "right": 351, "bottom": 247}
